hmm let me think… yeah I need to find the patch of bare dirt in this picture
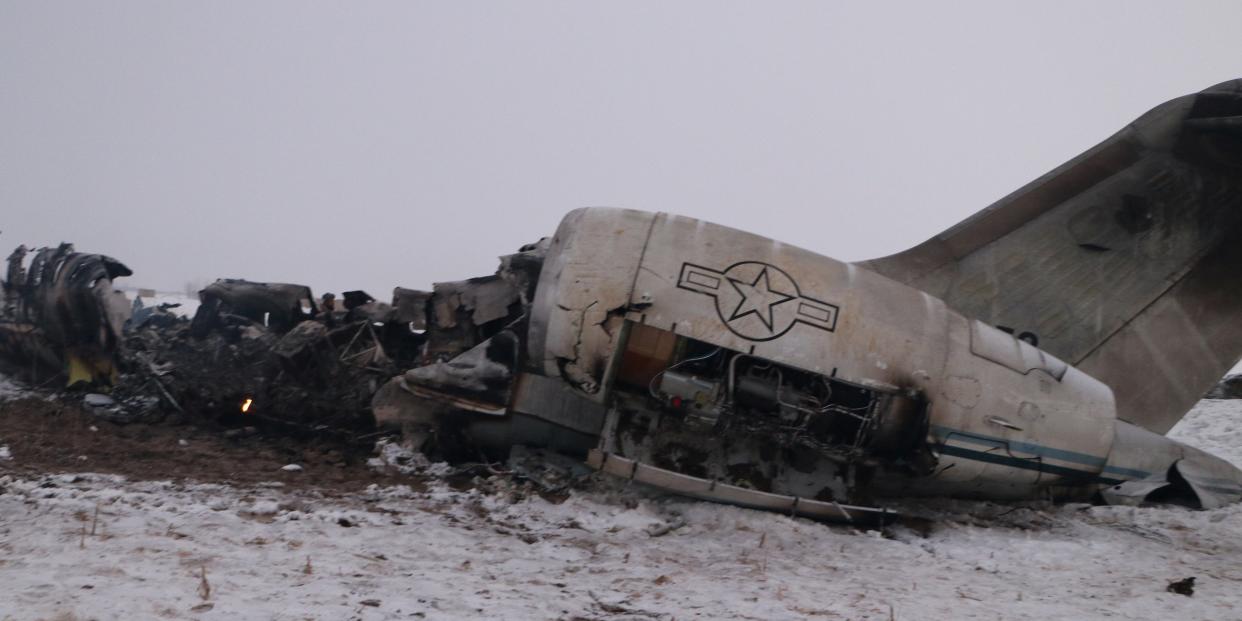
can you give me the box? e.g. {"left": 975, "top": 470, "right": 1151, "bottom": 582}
{"left": 0, "top": 397, "right": 419, "bottom": 493}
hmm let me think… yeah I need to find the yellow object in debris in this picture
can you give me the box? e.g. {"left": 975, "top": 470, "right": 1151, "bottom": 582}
{"left": 67, "top": 352, "right": 117, "bottom": 389}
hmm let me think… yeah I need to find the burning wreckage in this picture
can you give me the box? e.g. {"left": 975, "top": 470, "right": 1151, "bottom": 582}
{"left": 6, "top": 80, "right": 1242, "bottom": 522}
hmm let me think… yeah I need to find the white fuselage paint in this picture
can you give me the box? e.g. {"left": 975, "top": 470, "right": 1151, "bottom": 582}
{"left": 526, "top": 208, "right": 1242, "bottom": 502}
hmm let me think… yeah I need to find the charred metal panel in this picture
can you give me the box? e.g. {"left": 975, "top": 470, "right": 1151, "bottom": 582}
{"left": 370, "top": 241, "right": 547, "bottom": 442}
{"left": 403, "top": 329, "right": 520, "bottom": 413}
{"left": 424, "top": 276, "right": 513, "bottom": 359}
{"left": 191, "top": 279, "right": 317, "bottom": 335}
{"left": 497, "top": 241, "right": 548, "bottom": 307}
{"left": 2, "top": 245, "right": 28, "bottom": 314}
{"left": 271, "top": 320, "right": 335, "bottom": 375}
{"left": 342, "top": 290, "right": 376, "bottom": 309}
{"left": 392, "top": 287, "right": 431, "bottom": 330}
{"left": 509, "top": 372, "right": 607, "bottom": 436}
{"left": 432, "top": 277, "right": 517, "bottom": 329}
{"left": 419, "top": 242, "right": 546, "bottom": 361}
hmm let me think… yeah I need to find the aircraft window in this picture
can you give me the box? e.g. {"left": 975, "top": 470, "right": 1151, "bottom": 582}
{"left": 970, "top": 321, "right": 1067, "bottom": 381}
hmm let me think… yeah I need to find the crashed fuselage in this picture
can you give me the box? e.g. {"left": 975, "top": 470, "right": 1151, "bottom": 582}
{"left": 531, "top": 209, "right": 1242, "bottom": 509}
{"left": 382, "top": 79, "right": 1242, "bottom": 519}
{"left": 374, "top": 208, "right": 1242, "bottom": 520}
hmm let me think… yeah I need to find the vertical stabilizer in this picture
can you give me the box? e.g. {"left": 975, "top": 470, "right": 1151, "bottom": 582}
{"left": 861, "top": 80, "right": 1242, "bottom": 434}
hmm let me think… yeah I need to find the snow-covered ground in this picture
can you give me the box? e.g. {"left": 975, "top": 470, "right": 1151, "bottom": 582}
{"left": 1169, "top": 399, "right": 1242, "bottom": 466}
{"left": 0, "top": 375, "right": 26, "bottom": 464}
{"left": 1, "top": 399, "right": 1241, "bottom": 620}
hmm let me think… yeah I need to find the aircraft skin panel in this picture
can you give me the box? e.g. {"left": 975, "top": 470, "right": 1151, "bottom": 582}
{"left": 628, "top": 211, "right": 948, "bottom": 390}
{"left": 526, "top": 207, "right": 657, "bottom": 399}
{"left": 859, "top": 79, "right": 1242, "bottom": 434}
{"left": 1077, "top": 236, "right": 1242, "bottom": 433}
{"left": 925, "top": 314, "right": 1115, "bottom": 495}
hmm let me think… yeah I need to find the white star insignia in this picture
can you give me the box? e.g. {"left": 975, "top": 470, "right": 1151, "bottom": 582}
{"left": 728, "top": 268, "right": 794, "bottom": 331}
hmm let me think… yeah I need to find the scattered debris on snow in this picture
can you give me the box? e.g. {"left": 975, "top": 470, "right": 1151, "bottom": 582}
{"left": 369, "top": 437, "right": 449, "bottom": 476}
{"left": 1167, "top": 577, "right": 1196, "bottom": 597}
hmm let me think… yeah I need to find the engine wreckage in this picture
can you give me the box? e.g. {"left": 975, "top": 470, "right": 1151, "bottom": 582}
{"left": 6, "top": 79, "right": 1242, "bottom": 522}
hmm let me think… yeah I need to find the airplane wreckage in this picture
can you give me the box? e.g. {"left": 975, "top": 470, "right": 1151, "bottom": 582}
{"left": 5, "top": 79, "right": 1242, "bottom": 523}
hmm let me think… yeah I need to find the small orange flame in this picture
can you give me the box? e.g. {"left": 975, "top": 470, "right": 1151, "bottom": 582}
{"left": 241, "top": 398, "right": 253, "bottom": 414}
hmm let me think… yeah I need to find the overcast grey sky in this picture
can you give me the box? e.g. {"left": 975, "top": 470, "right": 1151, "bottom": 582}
{"left": 4, "top": 2, "right": 1242, "bottom": 297}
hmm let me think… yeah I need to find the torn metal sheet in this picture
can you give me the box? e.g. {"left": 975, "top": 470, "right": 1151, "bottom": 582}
{"left": 392, "top": 287, "right": 431, "bottom": 330}
{"left": 431, "top": 277, "right": 518, "bottom": 329}
{"left": 420, "top": 244, "right": 548, "bottom": 361}
{"left": 402, "top": 329, "right": 520, "bottom": 414}
{"left": 1101, "top": 456, "right": 1242, "bottom": 510}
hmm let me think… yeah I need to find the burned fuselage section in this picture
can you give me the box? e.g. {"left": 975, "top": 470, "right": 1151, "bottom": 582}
{"left": 190, "top": 279, "right": 320, "bottom": 336}
{"left": 1, "top": 243, "right": 133, "bottom": 386}
{"left": 371, "top": 241, "right": 553, "bottom": 453}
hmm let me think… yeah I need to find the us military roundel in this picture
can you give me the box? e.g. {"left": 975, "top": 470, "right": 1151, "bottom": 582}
{"left": 677, "top": 261, "right": 838, "bottom": 341}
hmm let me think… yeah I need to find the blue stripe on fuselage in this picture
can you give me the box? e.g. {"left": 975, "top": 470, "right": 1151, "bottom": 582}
{"left": 930, "top": 425, "right": 1107, "bottom": 468}
{"left": 929, "top": 425, "right": 1150, "bottom": 483}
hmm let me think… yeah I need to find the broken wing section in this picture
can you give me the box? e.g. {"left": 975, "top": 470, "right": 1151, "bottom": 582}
{"left": 860, "top": 79, "right": 1242, "bottom": 434}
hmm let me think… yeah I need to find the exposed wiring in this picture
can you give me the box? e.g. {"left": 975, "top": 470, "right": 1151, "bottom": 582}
{"left": 648, "top": 347, "right": 722, "bottom": 399}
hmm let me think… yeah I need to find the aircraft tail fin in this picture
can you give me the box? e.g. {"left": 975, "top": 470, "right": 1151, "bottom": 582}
{"left": 860, "top": 79, "right": 1242, "bottom": 435}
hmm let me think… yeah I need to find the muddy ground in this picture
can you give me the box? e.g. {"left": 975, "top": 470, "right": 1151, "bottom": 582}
{"left": 0, "top": 397, "right": 417, "bottom": 494}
